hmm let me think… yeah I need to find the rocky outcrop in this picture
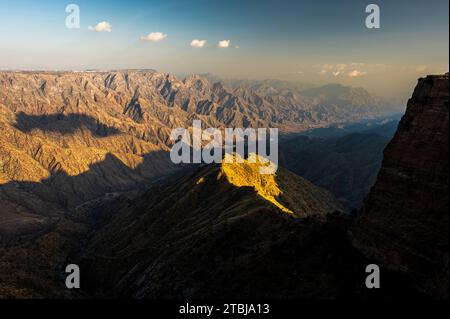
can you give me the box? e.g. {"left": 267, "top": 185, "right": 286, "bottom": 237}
{"left": 352, "top": 73, "right": 449, "bottom": 298}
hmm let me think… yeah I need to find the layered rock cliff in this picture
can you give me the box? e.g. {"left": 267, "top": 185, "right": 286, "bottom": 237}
{"left": 352, "top": 73, "right": 449, "bottom": 298}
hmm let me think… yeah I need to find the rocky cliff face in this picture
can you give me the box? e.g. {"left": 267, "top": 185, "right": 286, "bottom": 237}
{"left": 352, "top": 73, "right": 449, "bottom": 298}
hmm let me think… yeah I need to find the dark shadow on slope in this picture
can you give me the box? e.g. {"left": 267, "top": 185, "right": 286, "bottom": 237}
{"left": 13, "top": 112, "right": 121, "bottom": 137}
{"left": 0, "top": 140, "right": 199, "bottom": 298}
{"left": 0, "top": 147, "right": 195, "bottom": 243}
{"left": 279, "top": 132, "right": 394, "bottom": 212}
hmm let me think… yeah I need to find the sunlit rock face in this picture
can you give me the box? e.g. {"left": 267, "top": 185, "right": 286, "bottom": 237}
{"left": 220, "top": 153, "right": 293, "bottom": 215}
{"left": 352, "top": 73, "right": 449, "bottom": 298}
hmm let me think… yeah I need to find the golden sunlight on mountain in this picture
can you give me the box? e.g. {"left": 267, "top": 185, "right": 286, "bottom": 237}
{"left": 220, "top": 153, "right": 294, "bottom": 215}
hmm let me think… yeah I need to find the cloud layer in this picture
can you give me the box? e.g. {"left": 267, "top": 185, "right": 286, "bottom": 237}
{"left": 318, "top": 63, "right": 367, "bottom": 78}
{"left": 141, "top": 32, "right": 167, "bottom": 42}
{"left": 88, "top": 21, "right": 112, "bottom": 33}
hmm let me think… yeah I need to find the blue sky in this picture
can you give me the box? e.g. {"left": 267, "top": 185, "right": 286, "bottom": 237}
{"left": 0, "top": 0, "right": 448, "bottom": 99}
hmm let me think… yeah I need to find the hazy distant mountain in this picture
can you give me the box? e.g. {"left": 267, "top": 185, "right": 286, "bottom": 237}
{"left": 277, "top": 119, "right": 400, "bottom": 211}
{"left": 199, "top": 73, "right": 316, "bottom": 92}
{"left": 201, "top": 74, "right": 400, "bottom": 116}
{"left": 300, "top": 83, "right": 399, "bottom": 115}
{"left": 280, "top": 131, "right": 395, "bottom": 211}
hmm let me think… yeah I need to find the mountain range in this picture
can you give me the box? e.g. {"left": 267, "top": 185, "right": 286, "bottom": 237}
{"left": 0, "top": 70, "right": 397, "bottom": 233}
{"left": 0, "top": 70, "right": 447, "bottom": 298}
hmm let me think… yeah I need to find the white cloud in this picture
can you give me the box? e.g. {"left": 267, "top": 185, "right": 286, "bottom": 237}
{"left": 235, "top": 45, "right": 240, "bottom": 49}
{"left": 318, "top": 63, "right": 372, "bottom": 77}
{"left": 348, "top": 70, "right": 367, "bottom": 77}
{"left": 319, "top": 64, "right": 347, "bottom": 76}
{"left": 141, "top": 32, "right": 167, "bottom": 42}
{"left": 88, "top": 21, "right": 112, "bottom": 33}
{"left": 191, "top": 39, "right": 207, "bottom": 48}
{"left": 217, "top": 40, "right": 231, "bottom": 48}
